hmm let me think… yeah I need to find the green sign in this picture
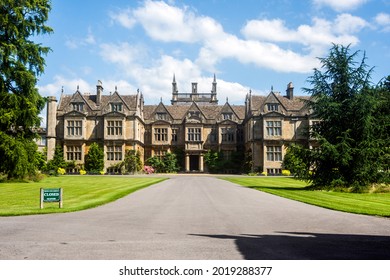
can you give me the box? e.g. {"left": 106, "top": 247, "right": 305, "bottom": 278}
{"left": 40, "top": 188, "right": 63, "bottom": 209}
{"left": 43, "top": 188, "right": 61, "bottom": 202}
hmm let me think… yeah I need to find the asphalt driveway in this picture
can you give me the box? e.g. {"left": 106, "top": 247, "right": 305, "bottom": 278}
{"left": 0, "top": 175, "right": 389, "bottom": 259}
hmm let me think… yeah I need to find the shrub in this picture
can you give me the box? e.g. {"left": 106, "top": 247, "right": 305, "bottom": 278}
{"left": 57, "top": 168, "right": 66, "bottom": 175}
{"left": 261, "top": 171, "right": 267, "bottom": 176}
{"left": 144, "top": 165, "right": 154, "bottom": 174}
{"left": 79, "top": 169, "right": 86, "bottom": 175}
{"left": 282, "top": 169, "right": 291, "bottom": 176}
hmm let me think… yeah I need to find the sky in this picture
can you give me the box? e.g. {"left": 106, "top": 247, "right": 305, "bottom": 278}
{"left": 37, "top": 0, "right": 390, "bottom": 117}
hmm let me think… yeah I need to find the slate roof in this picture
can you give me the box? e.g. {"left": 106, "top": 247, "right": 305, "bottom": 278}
{"left": 57, "top": 91, "right": 138, "bottom": 115}
{"left": 250, "top": 92, "right": 311, "bottom": 116}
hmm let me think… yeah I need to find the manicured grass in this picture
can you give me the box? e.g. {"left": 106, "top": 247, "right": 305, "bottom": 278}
{"left": 0, "top": 176, "right": 166, "bottom": 216}
{"left": 221, "top": 177, "right": 390, "bottom": 217}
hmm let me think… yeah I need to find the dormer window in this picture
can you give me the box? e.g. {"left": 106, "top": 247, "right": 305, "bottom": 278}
{"left": 72, "top": 102, "right": 84, "bottom": 112}
{"left": 188, "top": 111, "right": 200, "bottom": 118}
{"left": 111, "top": 103, "right": 122, "bottom": 112}
{"left": 267, "top": 103, "right": 279, "bottom": 111}
{"left": 156, "top": 112, "right": 167, "bottom": 120}
{"left": 222, "top": 113, "right": 233, "bottom": 120}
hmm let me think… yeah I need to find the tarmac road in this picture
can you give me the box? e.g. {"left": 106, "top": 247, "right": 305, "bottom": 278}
{"left": 0, "top": 175, "right": 389, "bottom": 259}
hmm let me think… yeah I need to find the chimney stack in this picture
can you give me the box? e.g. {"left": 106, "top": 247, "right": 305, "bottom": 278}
{"left": 286, "top": 82, "right": 294, "bottom": 100}
{"left": 96, "top": 80, "right": 103, "bottom": 106}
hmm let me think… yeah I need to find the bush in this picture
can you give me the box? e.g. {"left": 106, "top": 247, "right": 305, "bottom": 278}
{"left": 57, "top": 168, "right": 66, "bottom": 175}
{"left": 79, "top": 169, "right": 86, "bottom": 175}
{"left": 282, "top": 170, "right": 291, "bottom": 176}
{"left": 144, "top": 165, "right": 154, "bottom": 174}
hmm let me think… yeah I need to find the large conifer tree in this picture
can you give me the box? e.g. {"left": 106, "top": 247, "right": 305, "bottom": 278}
{"left": 0, "top": 0, "right": 52, "bottom": 179}
{"left": 285, "top": 44, "right": 387, "bottom": 190}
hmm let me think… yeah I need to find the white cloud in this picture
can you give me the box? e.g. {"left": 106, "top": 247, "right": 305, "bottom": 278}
{"left": 242, "top": 14, "right": 367, "bottom": 56}
{"left": 100, "top": 42, "right": 147, "bottom": 67}
{"left": 313, "top": 0, "right": 368, "bottom": 12}
{"left": 65, "top": 28, "right": 96, "bottom": 49}
{"left": 111, "top": 0, "right": 224, "bottom": 43}
{"left": 110, "top": 8, "right": 136, "bottom": 29}
{"left": 375, "top": 13, "right": 390, "bottom": 32}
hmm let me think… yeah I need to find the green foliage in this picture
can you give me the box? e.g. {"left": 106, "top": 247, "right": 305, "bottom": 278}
{"left": 46, "top": 145, "right": 66, "bottom": 174}
{"left": 123, "top": 149, "right": 143, "bottom": 174}
{"left": 162, "top": 152, "right": 179, "bottom": 173}
{"left": 145, "top": 156, "right": 164, "bottom": 173}
{"left": 0, "top": 132, "right": 40, "bottom": 179}
{"left": 296, "top": 44, "right": 389, "bottom": 191}
{"left": 204, "top": 150, "right": 219, "bottom": 173}
{"left": 283, "top": 144, "right": 312, "bottom": 181}
{"left": 146, "top": 152, "right": 179, "bottom": 173}
{"left": 84, "top": 143, "right": 104, "bottom": 174}
{"left": 0, "top": 0, "right": 52, "bottom": 179}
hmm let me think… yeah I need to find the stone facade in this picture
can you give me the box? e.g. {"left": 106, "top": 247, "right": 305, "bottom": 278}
{"left": 46, "top": 77, "right": 317, "bottom": 173}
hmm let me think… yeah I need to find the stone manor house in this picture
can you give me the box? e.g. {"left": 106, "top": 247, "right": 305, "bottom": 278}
{"left": 46, "top": 75, "right": 318, "bottom": 174}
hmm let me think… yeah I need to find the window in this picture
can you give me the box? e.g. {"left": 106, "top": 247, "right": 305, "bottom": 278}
{"left": 111, "top": 103, "right": 122, "bottom": 112}
{"left": 209, "top": 128, "right": 217, "bottom": 143}
{"left": 172, "top": 128, "right": 178, "bottom": 142}
{"left": 67, "top": 120, "right": 82, "bottom": 136}
{"left": 266, "top": 121, "right": 282, "bottom": 136}
{"left": 267, "top": 103, "right": 279, "bottom": 111}
{"left": 187, "top": 128, "right": 201, "bottom": 141}
{"left": 267, "top": 168, "right": 282, "bottom": 175}
{"left": 222, "top": 113, "right": 232, "bottom": 120}
{"left": 66, "top": 146, "right": 82, "bottom": 161}
{"left": 154, "top": 150, "right": 166, "bottom": 159}
{"left": 156, "top": 112, "right": 167, "bottom": 120}
{"left": 107, "top": 145, "right": 122, "bottom": 161}
{"left": 107, "top": 120, "right": 122, "bottom": 136}
{"left": 154, "top": 128, "right": 168, "bottom": 142}
{"left": 221, "top": 128, "right": 234, "bottom": 142}
{"left": 72, "top": 103, "right": 84, "bottom": 111}
{"left": 266, "top": 146, "right": 282, "bottom": 161}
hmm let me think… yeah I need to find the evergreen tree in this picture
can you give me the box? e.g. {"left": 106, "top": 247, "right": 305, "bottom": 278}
{"left": 0, "top": 0, "right": 52, "bottom": 179}
{"left": 289, "top": 44, "right": 386, "bottom": 190}
{"left": 85, "top": 143, "right": 104, "bottom": 174}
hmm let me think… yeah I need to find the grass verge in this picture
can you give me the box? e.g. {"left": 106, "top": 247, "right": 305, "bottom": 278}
{"left": 221, "top": 177, "right": 390, "bottom": 217}
{"left": 0, "top": 176, "right": 166, "bottom": 216}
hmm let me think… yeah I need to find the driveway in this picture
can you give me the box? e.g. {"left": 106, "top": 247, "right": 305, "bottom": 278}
{"left": 0, "top": 175, "right": 389, "bottom": 259}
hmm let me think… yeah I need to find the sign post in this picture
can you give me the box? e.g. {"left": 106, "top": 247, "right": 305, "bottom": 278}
{"left": 40, "top": 188, "right": 63, "bottom": 209}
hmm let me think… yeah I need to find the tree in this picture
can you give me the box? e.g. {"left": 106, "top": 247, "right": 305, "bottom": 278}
{"left": 46, "top": 145, "right": 66, "bottom": 174}
{"left": 85, "top": 143, "right": 104, "bottom": 174}
{"left": 204, "top": 150, "right": 219, "bottom": 173}
{"left": 290, "top": 44, "right": 386, "bottom": 190}
{"left": 0, "top": 1, "right": 52, "bottom": 179}
{"left": 123, "top": 149, "right": 142, "bottom": 174}
{"left": 162, "top": 152, "right": 179, "bottom": 173}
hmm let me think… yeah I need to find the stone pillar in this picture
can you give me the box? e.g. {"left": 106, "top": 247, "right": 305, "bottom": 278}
{"left": 46, "top": 96, "right": 57, "bottom": 161}
{"left": 185, "top": 153, "right": 190, "bottom": 172}
{"left": 199, "top": 154, "right": 204, "bottom": 172}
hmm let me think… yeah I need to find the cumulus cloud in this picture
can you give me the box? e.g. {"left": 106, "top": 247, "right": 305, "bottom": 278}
{"left": 242, "top": 14, "right": 368, "bottom": 56}
{"left": 313, "top": 0, "right": 368, "bottom": 11}
{"left": 65, "top": 28, "right": 96, "bottom": 49}
{"left": 374, "top": 13, "right": 390, "bottom": 32}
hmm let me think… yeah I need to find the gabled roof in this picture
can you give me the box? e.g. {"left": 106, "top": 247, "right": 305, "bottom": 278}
{"left": 250, "top": 91, "right": 311, "bottom": 116}
{"left": 57, "top": 90, "right": 138, "bottom": 116}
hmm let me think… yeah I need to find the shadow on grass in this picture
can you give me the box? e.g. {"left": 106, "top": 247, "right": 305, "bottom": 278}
{"left": 189, "top": 232, "right": 390, "bottom": 260}
{"left": 245, "top": 185, "right": 310, "bottom": 191}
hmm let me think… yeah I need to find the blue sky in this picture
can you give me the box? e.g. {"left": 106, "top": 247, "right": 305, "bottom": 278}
{"left": 37, "top": 0, "right": 390, "bottom": 110}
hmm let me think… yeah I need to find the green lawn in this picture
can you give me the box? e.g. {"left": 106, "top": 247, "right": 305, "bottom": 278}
{"left": 221, "top": 177, "right": 390, "bottom": 217}
{"left": 0, "top": 176, "right": 166, "bottom": 216}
